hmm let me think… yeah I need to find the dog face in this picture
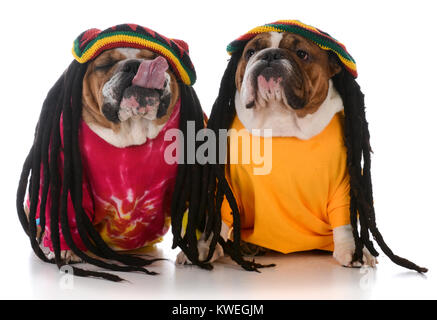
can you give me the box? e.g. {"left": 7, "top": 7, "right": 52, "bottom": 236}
{"left": 81, "top": 48, "right": 180, "bottom": 144}
{"left": 236, "top": 32, "right": 341, "bottom": 118}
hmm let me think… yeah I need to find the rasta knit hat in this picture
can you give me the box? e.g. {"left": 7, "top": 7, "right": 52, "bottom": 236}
{"left": 72, "top": 24, "right": 196, "bottom": 85}
{"left": 226, "top": 20, "right": 357, "bottom": 78}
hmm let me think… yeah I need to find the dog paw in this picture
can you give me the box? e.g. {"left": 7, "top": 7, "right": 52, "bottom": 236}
{"left": 47, "top": 250, "right": 82, "bottom": 264}
{"left": 333, "top": 224, "right": 377, "bottom": 268}
{"left": 198, "top": 240, "right": 224, "bottom": 263}
{"left": 175, "top": 251, "right": 190, "bottom": 265}
{"left": 175, "top": 240, "right": 224, "bottom": 265}
{"left": 333, "top": 244, "right": 377, "bottom": 268}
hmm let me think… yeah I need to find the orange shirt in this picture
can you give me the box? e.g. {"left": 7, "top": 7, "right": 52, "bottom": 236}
{"left": 221, "top": 112, "right": 350, "bottom": 253}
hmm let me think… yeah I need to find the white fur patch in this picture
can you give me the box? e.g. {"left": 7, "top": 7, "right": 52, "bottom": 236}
{"left": 117, "top": 48, "right": 141, "bottom": 59}
{"left": 47, "top": 250, "right": 82, "bottom": 263}
{"left": 269, "top": 32, "right": 283, "bottom": 48}
{"left": 176, "top": 223, "right": 229, "bottom": 265}
{"left": 88, "top": 117, "right": 165, "bottom": 148}
{"left": 235, "top": 79, "right": 344, "bottom": 139}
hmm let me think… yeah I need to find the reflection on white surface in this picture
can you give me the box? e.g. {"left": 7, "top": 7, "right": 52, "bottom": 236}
{"left": 1, "top": 232, "right": 432, "bottom": 300}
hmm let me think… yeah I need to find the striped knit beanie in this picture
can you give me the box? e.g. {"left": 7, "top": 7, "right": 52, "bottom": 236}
{"left": 226, "top": 20, "right": 357, "bottom": 78}
{"left": 72, "top": 24, "right": 196, "bottom": 85}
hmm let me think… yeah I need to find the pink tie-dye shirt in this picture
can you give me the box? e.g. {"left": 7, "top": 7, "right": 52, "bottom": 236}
{"left": 35, "top": 99, "right": 181, "bottom": 252}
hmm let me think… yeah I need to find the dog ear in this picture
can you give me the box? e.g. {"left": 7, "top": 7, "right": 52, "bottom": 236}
{"left": 328, "top": 52, "right": 342, "bottom": 77}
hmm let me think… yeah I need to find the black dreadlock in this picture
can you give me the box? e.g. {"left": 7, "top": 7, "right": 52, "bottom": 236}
{"left": 17, "top": 59, "right": 211, "bottom": 281}
{"left": 331, "top": 67, "right": 427, "bottom": 273}
{"left": 199, "top": 51, "right": 275, "bottom": 271}
{"left": 170, "top": 83, "right": 218, "bottom": 270}
{"left": 205, "top": 49, "right": 427, "bottom": 273}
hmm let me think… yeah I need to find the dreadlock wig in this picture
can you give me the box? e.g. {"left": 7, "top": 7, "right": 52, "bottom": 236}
{"left": 207, "top": 20, "right": 427, "bottom": 273}
{"left": 17, "top": 24, "right": 213, "bottom": 281}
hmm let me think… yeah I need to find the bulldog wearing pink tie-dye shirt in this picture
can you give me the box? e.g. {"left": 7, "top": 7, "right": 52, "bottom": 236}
{"left": 18, "top": 24, "right": 212, "bottom": 280}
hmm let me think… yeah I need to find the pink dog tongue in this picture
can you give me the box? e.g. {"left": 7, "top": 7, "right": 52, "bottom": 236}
{"left": 132, "top": 56, "right": 168, "bottom": 89}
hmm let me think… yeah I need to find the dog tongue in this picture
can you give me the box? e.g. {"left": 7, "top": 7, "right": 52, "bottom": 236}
{"left": 132, "top": 56, "right": 168, "bottom": 89}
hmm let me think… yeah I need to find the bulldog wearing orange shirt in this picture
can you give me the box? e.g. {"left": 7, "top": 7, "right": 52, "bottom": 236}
{"left": 178, "top": 20, "right": 426, "bottom": 273}
{"left": 219, "top": 21, "right": 376, "bottom": 268}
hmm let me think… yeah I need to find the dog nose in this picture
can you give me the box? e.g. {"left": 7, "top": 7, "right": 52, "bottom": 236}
{"left": 122, "top": 60, "right": 141, "bottom": 74}
{"left": 260, "top": 49, "right": 283, "bottom": 62}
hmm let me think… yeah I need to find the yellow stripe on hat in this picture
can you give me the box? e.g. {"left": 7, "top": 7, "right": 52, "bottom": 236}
{"left": 72, "top": 34, "right": 191, "bottom": 85}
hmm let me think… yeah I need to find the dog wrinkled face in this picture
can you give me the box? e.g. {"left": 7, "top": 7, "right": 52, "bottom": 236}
{"left": 82, "top": 48, "right": 179, "bottom": 128}
{"left": 236, "top": 32, "right": 341, "bottom": 117}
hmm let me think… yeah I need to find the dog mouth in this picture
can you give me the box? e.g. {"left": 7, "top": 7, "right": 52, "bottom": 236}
{"left": 255, "top": 66, "right": 284, "bottom": 103}
{"left": 102, "top": 56, "right": 172, "bottom": 123}
{"left": 118, "top": 86, "right": 167, "bottom": 121}
{"left": 245, "top": 58, "right": 306, "bottom": 110}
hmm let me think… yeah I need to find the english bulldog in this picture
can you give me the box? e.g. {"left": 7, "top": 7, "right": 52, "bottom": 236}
{"left": 51, "top": 47, "right": 179, "bottom": 263}
{"left": 178, "top": 24, "right": 378, "bottom": 268}
{"left": 19, "top": 25, "right": 206, "bottom": 275}
{"left": 230, "top": 30, "right": 377, "bottom": 267}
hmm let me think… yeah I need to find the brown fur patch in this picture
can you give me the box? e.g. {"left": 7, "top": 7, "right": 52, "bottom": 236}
{"left": 280, "top": 33, "right": 340, "bottom": 117}
{"left": 81, "top": 48, "right": 180, "bottom": 131}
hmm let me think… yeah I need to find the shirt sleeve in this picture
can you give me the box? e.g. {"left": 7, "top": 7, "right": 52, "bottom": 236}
{"left": 327, "top": 160, "right": 351, "bottom": 229}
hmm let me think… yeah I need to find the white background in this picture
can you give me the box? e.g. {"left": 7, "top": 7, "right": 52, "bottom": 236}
{"left": 1, "top": 0, "right": 436, "bottom": 299}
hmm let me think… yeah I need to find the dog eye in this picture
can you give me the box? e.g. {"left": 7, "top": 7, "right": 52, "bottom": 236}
{"left": 95, "top": 61, "right": 117, "bottom": 72}
{"left": 296, "top": 50, "right": 309, "bottom": 61}
{"left": 246, "top": 49, "right": 256, "bottom": 59}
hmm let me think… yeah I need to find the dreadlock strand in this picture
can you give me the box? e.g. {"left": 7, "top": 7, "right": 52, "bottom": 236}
{"left": 171, "top": 90, "right": 191, "bottom": 252}
{"left": 37, "top": 103, "right": 57, "bottom": 244}
{"left": 197, "top": 165, "right": 211, "bottom": 235}
{"left": 16, "top": 148, "right": 33, "bottom": 236}
{"left": 359, "top": 122, "right": 379, "bottom": 257}
{"left": 333, "top": 69, "right": 427, "bottom": 273}
{"left": 48, "top": 71, "right": 68, "bottom": 268}
{"left": 214, "top": 166, "right": 242, "bottom": 250}
{"left": 187, "top": 86, "right": 210, "bottom": 234}
{"left": 349, "top": 198, "right": 364, "bottom": 263}
{"left": 170, "top": 164, "right": 188, "bottom": 248}
{"left": 27, "top": 136, "right": 51, "bottom": 261}
{"left": 204, "top": 167, "right": 218, "bottom": 239}
{"left": 204, "top": 184, "right": 223, "bottom": 262}
{"left": 184, "top": 165, "right": 201, "bottom": 262}
{"left": 181, "top": 87, "right": 202, "bottom": 260}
